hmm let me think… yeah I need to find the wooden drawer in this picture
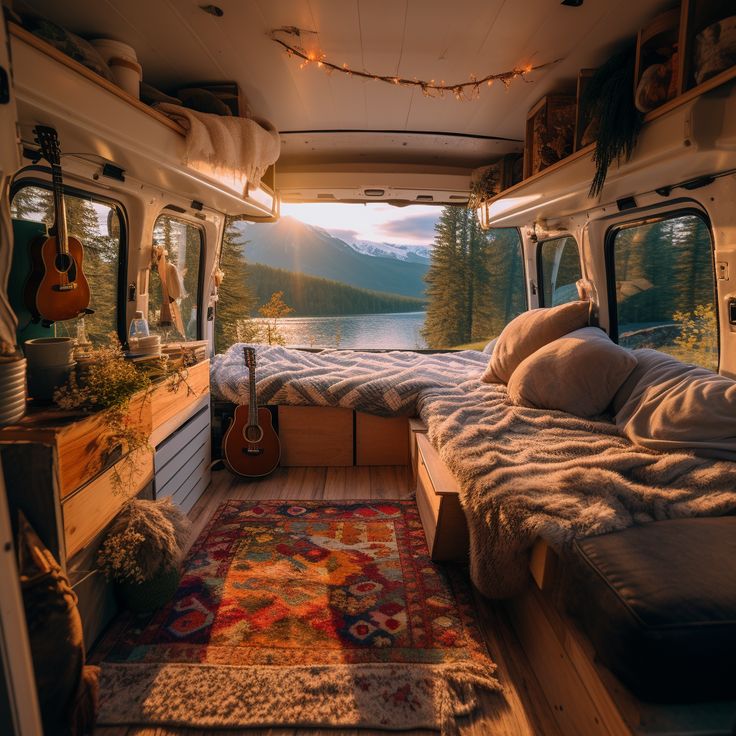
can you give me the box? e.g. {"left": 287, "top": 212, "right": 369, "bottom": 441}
{"left": 408, "top": 418, "right": 428, "bottom": 488}
{"left": 150, "top": 360, "right": 210, "bottom": 433}
{"left": 62, "top": 447, "right": 153, "bottom": 557}
{"left": 415, "top": 434, "right": 469, "bottom": 561}
{"left": 416, "top": 446, "right": 441, "bottom": 553}
{"left": 356, "top": 413, "right": 409, "bottom": 466}
{"left": 278, "top": 406, "right": 353, "bottom": 466}
{"left": 56, "top": 391, "right": 151, "bottom": 499}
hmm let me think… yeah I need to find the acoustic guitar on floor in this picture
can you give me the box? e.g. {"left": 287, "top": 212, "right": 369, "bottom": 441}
{"left": 222, "top": 347, "right": 281, "bottom": 478}
{"left": 24, "top": 125, "right": 91, "bottom": 323}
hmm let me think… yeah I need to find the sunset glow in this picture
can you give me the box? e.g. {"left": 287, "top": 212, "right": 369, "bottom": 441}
{"left": 280, "top": 202, "right": 440, "bottom": 247}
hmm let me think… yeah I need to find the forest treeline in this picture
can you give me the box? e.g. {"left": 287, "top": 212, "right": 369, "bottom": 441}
{"left": 421, "top": 206, "right": 526, "bottom": 348}
{"left": 215, "top": 220, "right": 426, "bottom": 352}
{"left": 246, "top": 263, "right": 425, "bottom": 317}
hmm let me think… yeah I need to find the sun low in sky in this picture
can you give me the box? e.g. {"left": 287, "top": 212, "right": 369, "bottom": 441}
{"left": 281, "top": 202, "right": 440, "bottom": 248}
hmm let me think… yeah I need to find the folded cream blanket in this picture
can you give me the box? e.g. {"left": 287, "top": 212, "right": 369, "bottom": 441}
{"left": 158, "top": 103, "right": 280, "bottom": 191}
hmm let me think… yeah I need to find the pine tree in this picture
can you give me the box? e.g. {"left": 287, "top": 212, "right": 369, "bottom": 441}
{"left": 215, "top": 219, "right": 259, "bottom": 352}
{"left": 422, "top": 207, "right": 468, "bottom": 347}
{"left": 11, "top": 186, "right": 53, "bottom": 221}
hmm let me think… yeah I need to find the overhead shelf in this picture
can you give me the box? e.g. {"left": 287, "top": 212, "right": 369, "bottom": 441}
{"left": 480, "top": 70, "right": 736, "bottom": 228}
{"left": 8, "top": 23, "right": 277, "bottom": 218}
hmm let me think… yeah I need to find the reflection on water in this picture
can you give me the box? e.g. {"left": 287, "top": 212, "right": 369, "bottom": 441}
{"left": 253, "top": 311, "right": 427, "bottom": 349}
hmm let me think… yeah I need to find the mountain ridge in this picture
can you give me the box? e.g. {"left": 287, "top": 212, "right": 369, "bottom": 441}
{"left": 235, "top": 217, "right": 429, "bottom": 299}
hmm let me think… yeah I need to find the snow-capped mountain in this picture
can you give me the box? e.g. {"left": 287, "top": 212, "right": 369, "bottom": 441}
{"left": 346, "top": 239, "right": 432, "bottom": 264}
{"left": 307, "top": 224, "right": 431, "bottom": 263}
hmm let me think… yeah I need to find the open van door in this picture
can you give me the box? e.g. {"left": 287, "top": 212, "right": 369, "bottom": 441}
{"left": 0, "top": 13, "right": 43, "bottom": 736}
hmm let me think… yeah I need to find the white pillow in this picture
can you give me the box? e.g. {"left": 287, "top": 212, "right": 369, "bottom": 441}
{"left": 507, "top": 327, "right": 637, "bottom": 418}
{"left": 482, "top": 301, "right": 590, "bottom": 384}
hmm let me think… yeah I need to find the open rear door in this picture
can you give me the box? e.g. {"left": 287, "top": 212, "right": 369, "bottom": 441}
{"left": 0, "top": 13, "right": 43, "bottom": 736}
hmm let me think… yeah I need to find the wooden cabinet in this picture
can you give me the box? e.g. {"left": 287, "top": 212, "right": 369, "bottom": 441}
{"left": 63, "top": 447, "right": 153, "bottom": 558}
{"left": 355, "top": 413, "right": 408, "bottom": 466}
{"left": 150, "top": 360, "right": 210, "bottom": 437}
{"left": 278, "top": 406, "right": 354, "bottom": 466}
{"left": 0, "top": 360, "right": 211, "bottom": 648}
{"left": 524, "top": 95, "right": 577, "bottom": 178}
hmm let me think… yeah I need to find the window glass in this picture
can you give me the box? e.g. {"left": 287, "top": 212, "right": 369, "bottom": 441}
{"left": 149, "top": 214, "right": 202, "bottom": 341}
{"left": 11, "top": 184, "right": 122, "bottom": 343}
{"left": 214, "top": 205, "right": 526, "bottom": 353}
{"left": 611, "top": 213, "right": 717, "bottom": 370}
{"left": 539, "top": 236, "right": 582, "bottom": 306}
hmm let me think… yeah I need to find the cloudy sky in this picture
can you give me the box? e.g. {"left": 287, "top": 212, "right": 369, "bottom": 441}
{"left": 281, "top": 202, "right": 440, "bottom": 248}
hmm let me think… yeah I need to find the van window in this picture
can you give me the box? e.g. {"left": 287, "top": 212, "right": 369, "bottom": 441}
{"left": 11, "top": 184, "right": 124, "bottom": 343}
{"left": 538, "top": 236, "right": 582, "bottom": 307}
{"left": 149, "top": 214, "right": 203, "bottom": 341}
{"left": 214, "top": 206, "right": 525, "bottom": 353}
{"left": 609, "top": 212, "right": 717, "bottom": 370}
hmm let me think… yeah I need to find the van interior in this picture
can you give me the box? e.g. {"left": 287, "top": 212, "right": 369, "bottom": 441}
{"left": 1, "top": 1, "right": 736, "bottom": 734}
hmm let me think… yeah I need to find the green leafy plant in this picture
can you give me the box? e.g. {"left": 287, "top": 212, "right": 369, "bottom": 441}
{"left": 54, "top": 338, "right": 151, "bottom": 488}
{"left": 97, "top": 498, "right": 190, "bottom": 584}
{"left": 582, "top": 43, "right": 644, "bottom": 197}
{"left": 672, "top": 303, "right": 718, "bottom": 369}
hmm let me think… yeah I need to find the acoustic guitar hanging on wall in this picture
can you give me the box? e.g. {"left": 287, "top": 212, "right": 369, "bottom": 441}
{"left": 24, "top": 126, "right": 91, "bottom": 323}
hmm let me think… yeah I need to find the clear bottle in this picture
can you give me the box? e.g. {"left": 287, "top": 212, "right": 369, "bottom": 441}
{"left": 129, "top": 310, "right": 150, "bottom": 342}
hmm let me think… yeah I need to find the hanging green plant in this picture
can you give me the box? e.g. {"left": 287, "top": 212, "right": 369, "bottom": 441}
{"left": 581, "top": 43, "right": 644, "bottom": 197}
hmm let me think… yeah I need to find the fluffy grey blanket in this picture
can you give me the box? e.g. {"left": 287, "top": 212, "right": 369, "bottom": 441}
{"left": 212, "top": 344, "right": 736, "bottom": 598}
{"left": 420, "top": 378, "right": 736, "bottom": 597}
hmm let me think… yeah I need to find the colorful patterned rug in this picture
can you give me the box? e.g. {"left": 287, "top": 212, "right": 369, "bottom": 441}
{"left": 98, "top": 500, "right": 499, "bottom": 733}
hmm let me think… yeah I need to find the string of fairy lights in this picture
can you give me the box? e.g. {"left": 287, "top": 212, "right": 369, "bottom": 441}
{"left": 269, "top": 26, "right": 560, "bottom": 101}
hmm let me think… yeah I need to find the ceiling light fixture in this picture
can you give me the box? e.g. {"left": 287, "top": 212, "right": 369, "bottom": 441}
{"left": 200, "top": 5, "right": 224, "bottom": 17}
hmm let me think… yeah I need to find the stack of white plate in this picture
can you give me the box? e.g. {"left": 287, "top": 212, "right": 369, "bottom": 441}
{"left": 128, "top": 334, "right": 161, "bottom": 358}
{"left": 0, "top": 357, "right": 27, "bottom": 425}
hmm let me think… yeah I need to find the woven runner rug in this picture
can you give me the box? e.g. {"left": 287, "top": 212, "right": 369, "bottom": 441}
{"left": 98, "top": 500, "right": 500, "bottom": 733}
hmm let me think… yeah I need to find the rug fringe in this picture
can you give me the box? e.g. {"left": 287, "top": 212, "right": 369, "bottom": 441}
{"left": 99, "top": 661, "right": 500, "bottom": 734}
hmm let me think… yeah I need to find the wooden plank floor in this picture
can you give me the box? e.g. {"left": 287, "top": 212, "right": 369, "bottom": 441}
{"left": 95, "top": 466, "right": 561, "bottom": 736}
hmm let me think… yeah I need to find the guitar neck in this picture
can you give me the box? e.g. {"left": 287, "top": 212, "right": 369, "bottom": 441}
{"left": 248, "top": 357, "right": 258, "bottom": 427}
{"left": 50, "top": 163, "right": 68, "bottom": 254}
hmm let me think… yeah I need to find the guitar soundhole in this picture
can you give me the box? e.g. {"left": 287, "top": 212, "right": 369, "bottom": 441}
{"left": 244, "top": 424, "right": 264, "bottom": 443}
{"left": 54, "top": 252, "right": 76, "bottom": 277}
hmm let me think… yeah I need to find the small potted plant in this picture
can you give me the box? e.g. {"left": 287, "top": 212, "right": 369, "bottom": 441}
{"left": 98, "top": 497, "right": 190, "bottom": 613}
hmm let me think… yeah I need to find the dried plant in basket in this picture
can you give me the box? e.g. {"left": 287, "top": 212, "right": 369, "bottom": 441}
{"left": 468, "top": 165, "right": 501, "bottom": 210}
{"left": 98, "top": 498, "right": 191, "bottom": 584}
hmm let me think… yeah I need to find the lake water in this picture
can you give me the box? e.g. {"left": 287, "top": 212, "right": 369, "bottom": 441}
{"left": 254, "top": 311, "right": 427, "bottom": 349}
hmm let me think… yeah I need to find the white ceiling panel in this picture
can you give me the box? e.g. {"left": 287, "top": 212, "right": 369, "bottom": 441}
{"left": 20, "top": 0, "right": 673, "bottom": 169}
